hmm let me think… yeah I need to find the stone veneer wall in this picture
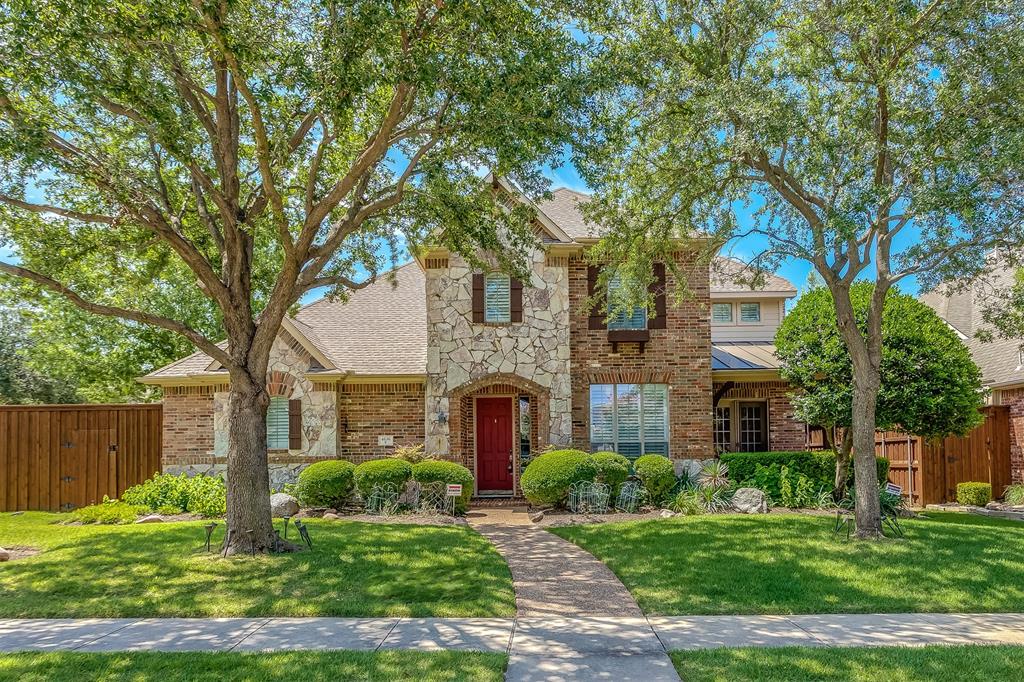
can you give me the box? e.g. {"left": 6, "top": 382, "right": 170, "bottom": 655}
{"left": 569, "top": 250, "right": 714, "bottom": 460}
{"left": 338, "top": 382, "right": 426, "bottom": 462}
{"left": 424, "top": 248, "right": 572, "bottom": 458}
{"left": 997, "top": 387, "right": 1024, "bottom": 485}
{"left": 714, "top": 380, "right": 806, "bottom": 451}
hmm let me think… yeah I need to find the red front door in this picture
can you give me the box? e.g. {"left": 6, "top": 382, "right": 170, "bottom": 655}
{"left": 476, "top": 397, "right": 514, "bottom": 492}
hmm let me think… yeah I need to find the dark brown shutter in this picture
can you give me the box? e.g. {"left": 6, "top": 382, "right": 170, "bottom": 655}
{"left": 471, "top": 273, "right": 484, "bottom": 323}
{"left": 649, "top": 262, "right": 668, "bottom": 329}
{"left": 288, "top": 399, "right": 302, "bottom": 450}
{"left": 587, "top": 265, "right": 604, "bottom": 329}
{"left": 510, "top": 277, "right": 523, "bottom": 323}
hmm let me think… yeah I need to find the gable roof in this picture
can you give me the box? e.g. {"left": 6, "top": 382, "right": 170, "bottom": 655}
{"left": 711, "top": 257, "right": 797, "bottom": 296}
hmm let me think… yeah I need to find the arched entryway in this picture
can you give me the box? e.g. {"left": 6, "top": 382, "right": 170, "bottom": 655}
{"left": 449, "top": 373, "right": 550, "bottom": 497}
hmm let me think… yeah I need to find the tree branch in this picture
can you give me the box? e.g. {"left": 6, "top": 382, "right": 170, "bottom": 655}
{"left": 0, "top": 193, "right": 117, "bottom": 224}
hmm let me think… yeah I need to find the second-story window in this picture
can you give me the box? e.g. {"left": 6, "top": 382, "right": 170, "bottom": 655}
{"left": 739, "top": 302, "right": 761, "bottom": 323}
{"left": 607, "top": 273, "right": 647, "bottom": 330}
{"left": 711, "top": 302, "right": 733, "bottom": 323}
{"left": 484, "top": 272, "right": 511, "bottom": 323}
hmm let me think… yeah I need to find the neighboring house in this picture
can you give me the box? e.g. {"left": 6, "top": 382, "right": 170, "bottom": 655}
{"left": 922, "top": 263, "right": 1024, "bottom": 486}
{"left": 142, "top": 182, "right": 799, "bottom": 494}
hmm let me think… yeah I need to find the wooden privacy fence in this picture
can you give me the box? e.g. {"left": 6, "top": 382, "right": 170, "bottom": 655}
{"left": 808, "top": 406, "right": 1012, "bottom": 506}
{"left": 0, "top": 404, "right": 162, "bottom": 512}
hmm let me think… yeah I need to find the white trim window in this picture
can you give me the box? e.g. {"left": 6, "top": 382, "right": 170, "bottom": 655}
{"left": 711, "top": 302, "right": 733, "bottom": 323}
{"left": 739, "top": 302, "right": 761, "bottom": 323}
{"left": 484, "top": 272, "right": 511, "bottom": 323}
{"left": 589, "top": 383, "right": 669, "bottom": 458}
{"left": 607, "top": 273, "right": 647, "bottom": 330}
{"left": 266, "top": 396, "right": 291, "bottom": 450}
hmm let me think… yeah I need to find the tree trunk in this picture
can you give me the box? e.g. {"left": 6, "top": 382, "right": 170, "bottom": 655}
{"left": 223, "top": 370, "right": 276, "bottom": 555}
{"left": 832, "top": 428, "right": 853, "bottom": 502}
{"left": 849, "top": 368, "right": 883, "bottom": 538}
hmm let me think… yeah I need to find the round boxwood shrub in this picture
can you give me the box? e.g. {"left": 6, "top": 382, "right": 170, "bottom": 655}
{"left": 520, "top": 449, "right": 598, "bottom": 507}
{"left": 634, "top": 454, "right": 676, "bottom": 504}
{"left": 353, "top": 458, "right": 413, "bottom": 497}
{"left": 295, "top": 460, "right": 356, "bottom": 508}
{"left": 591, "top": 451, "right": 631, "bottom": 496}
{"left": 957, "top": 481, "right": 992, "bottom": 507}
{"left": 412, "top": 460, "right": 474, "bottom": 512}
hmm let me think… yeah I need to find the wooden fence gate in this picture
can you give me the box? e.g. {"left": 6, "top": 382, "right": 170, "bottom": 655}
{"left": 0, "top": 404, "right": 162, "bottom": 512}
{"left": 810, "top": 406, "right": 1012, "bottom": 506}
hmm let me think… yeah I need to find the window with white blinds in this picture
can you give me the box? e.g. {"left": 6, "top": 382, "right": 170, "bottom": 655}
{"left": 484, "top": 272, "right": 511, "bottom": 323}
{"left": 740, "top": 302, "right": 761, "bottom": 322}
{"left": 589, "top": 383, "right": 669, "bottom": 458}
{"left": 607, "top": 273, "right": 647, "bottom": 330}
{"left": 267, "top": 397, "right": 290, "bottom": 450}
{"left": 711, "top": 302, "right": 733, "bottom": 323}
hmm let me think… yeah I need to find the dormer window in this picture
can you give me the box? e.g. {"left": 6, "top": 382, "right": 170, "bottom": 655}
{"left": 484, "top": 272, "right": 511, "bottom": 323}
{"left": 607, "top": 273, "right": 647, "bottom": 331}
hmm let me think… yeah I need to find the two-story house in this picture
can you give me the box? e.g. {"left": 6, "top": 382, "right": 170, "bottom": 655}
{"left": 142, "top": 183, "right": 800, "bottom": 494}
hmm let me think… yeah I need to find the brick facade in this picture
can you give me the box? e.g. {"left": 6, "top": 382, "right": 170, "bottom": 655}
{"left": 337, "top": 382, "right": 426, "bottom": 463}
{"left": 162, "top": 386, "right": 222, "bottom": 467}
{"left": 714, "top": 380, "right": 806, "bottom": 451}
{"left": 998, "top": 387, "right": 1024, "bottom": 485}
{"left": 568, "top": 251, "right": 715, "bottom": 459}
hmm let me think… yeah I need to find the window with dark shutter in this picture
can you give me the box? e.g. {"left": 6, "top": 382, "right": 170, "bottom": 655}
{"left": 510, "top": 277, "right": 523, "bottom": 323}
{"left": 587, "top": 265, "right": 604, "bottom": 329}
{"left": 288, "top": 399, "right": 302, "bottom": 450}
{"left": 649, "top": 262, "right": 667, "bottom": 329}
{"left": 472, "top": 273, "right": 485, "bottom": 323}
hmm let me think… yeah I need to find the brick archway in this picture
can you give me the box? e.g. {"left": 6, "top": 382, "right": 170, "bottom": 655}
{"left": 449, "top": 373, "right": 550, "bottom": 495}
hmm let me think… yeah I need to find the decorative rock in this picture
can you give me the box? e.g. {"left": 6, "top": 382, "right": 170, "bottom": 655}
{"left": 985, "top": 501, "right": 1002, "bottom": 510}
{"left": 530, "top": 511, "right": 545, "bottom": 523}
{"left": 731, "top": 487, "right": 769, "bottom": 514}
{"left": 0, "top": 548, "right": 9, "bottom": 562}
{"left": 659, "top": 509, "right": 677, "bottom": 518}
{"left": 136, "top": 515, "right": 164, "bottom": 524}
{"left": 322, "top": 513, "right": 341, "bottom": 520}
{"left": 270, "top": 493, "right": 300, "bottom": 518}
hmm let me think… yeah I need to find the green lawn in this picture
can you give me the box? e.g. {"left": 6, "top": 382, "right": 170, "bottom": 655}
{"left": 0, "top": 512, "right": 514, "bottom": 618}
{"left": 0, "top": 651, "right": 506, "bottom": 682}
{"left": 550, "top": 512, "right": 1024, "bottom": 615}
{"left": 671, "top": 645, "right": 1024, "bottom": 682}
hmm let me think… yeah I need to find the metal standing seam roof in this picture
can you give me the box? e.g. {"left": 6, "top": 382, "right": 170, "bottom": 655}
{"left": 711, "top": 342, "right": 783, "bottom": 371}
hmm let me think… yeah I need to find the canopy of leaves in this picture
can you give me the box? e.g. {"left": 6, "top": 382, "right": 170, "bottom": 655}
{"left": 0, "top": 308, "right": 79, "bottom": 404}
{"left": 775, "top": 282, "right": 984, "bottom": 440}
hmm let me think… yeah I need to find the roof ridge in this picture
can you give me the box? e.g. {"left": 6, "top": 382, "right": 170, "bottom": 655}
{"left": 295, "top": 260, "right": 417, "bottom": 315}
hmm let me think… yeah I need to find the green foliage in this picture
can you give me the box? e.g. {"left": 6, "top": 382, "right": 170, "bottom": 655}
{"left": 591, "top": 452, "right": 631, "bottom": 496}
{"left": 671, "top": 489, "right": 704, "bottom": 516}
{"left": 777, "top": 466, "right": 819, "bottom": 509}
{"left": 775, "top": 284, "right": 985, "bottom": 440}
{"left": 353, "top": 459, "right": 413, "bottom": 498}
{"left": 957, "top": 482, "right": 993, "bottom": 507}
{"left": 390, "top": 443, "right": 432, "bottom": 464}
{"left": 295, "top": 460, "right": 356, "bottom": 508}
{"left": 519, "top": 449, "right": 598, "bottom": 507}
{"left": 412, "top": 460, "right": 474, "bottom": 512}
{"left": 121, "top": 472, "right": 225, "bottom": 517}
{"left": 633, "top": 454, "right": 676, "bottom": 505}
{"left": 722, "top": 451, "right": 889, "bottom": 503}
{"left": 698, "top": 459, "right": 730, "bottom": 490}
{"left": 0, "top": 307, "right": 79, "bottom": 404}
{"left": 68, "top": 497, "right": 145, "bottom": 524}
{"left": 1004, "top": 485, "right": 1024, "bottom": 506}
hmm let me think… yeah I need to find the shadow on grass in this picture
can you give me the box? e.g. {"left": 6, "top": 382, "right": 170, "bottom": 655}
{"left": 551, "top": 512, "right": 1024, "bottom": 615}
{"left": 0, "top": 516, "right": 515, "bottom": 618}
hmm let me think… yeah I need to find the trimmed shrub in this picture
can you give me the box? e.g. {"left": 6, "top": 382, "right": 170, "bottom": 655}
{"left": 520, "top": 449, "right": 598, "bottom": 507}
{"left": 295, "top": 460, "right": 356, "bottom": 508}
{"left": 413, "top": 460, "right": 474, "bottom": 512}
{"left": 121, "top": 472, "right": 225, "bottom": 518}
{"left": 69, "top": 497, "right": 146, "bottom": 524}
{"left": 720, "top": 451, "right": 889, "bottom": 501}
{"left": 591, "top": 452, "right": 631, "bottom": 495}
{"left": 353, "top": 458, "right": 413, "bottom": 497}
{"left": 957, "top": 481, "right": 992, "bottom": 507}
{"left": 634, "top": 454, "right": 676, "bottom": 504}
{"left": 1004, "top": 484, "right": 1024, "bottom": 506}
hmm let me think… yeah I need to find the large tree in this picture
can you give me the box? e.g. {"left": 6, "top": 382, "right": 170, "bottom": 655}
{"left": 0, "top": 0, "right": 584, "bottom": 552}
{"left": 776, "top": 282, "right": 984, "bottom": 500}
{"left": 0, "top": 307, "right": 80, "bottom": 404}
{"left": 576, "top": 0, "right": 1024, "bottom": 537}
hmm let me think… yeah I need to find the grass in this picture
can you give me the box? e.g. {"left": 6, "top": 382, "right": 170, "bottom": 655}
{"left": 671, "top": 645, "right": 1024, "bottom": 682}
{"left": 0, "top": 651, "right": 507, "bottom": 682}
{"left": 0, "top": 512, "right": 514, "bottom": 618}
{"left": 549, "top": 512, "right": 1024, "bottom": 615}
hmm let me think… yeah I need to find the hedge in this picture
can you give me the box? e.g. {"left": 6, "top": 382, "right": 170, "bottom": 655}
{"left": 634, "top": 454, "right": 676, "bottom": 504}
{"left": 957, "top": 481, "right": 992, "bottom": 507}
{"left": 520, "top": 449, "right": 598, "bottom": 507}
{"left": 295, "top": 460, "right": 356, "bottom": 508}
{"left": 591, "top": 452, "right": 631, "bottom": 496}
{"left": 353, "top": 459, "right": 413, "bottom": 497}
{"left": 720, "top": 451, "right": 890, "bottom": 500}
{"left": 412, "top": 460, "right": 474, "bottom": 512}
